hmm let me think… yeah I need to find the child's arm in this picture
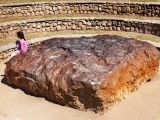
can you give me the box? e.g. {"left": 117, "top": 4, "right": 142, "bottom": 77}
{"left": 18, "top": 40, "right": 23, "bottom": 54}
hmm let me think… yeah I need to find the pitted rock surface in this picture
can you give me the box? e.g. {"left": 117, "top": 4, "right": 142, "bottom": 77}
{"left": 5, "top": 35, "right": 160, "bottom": 113}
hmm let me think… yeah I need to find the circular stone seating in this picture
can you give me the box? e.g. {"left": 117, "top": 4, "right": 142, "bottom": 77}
{"left": 0, "top": 16, "right": 160, "bottom": 60}
{"left": 0, "top": 1, "right": 160, "bottom": 60}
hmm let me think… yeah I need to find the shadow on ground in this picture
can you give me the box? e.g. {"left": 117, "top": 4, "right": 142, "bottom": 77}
{"left": 0, "top": 74, "right": 63, "bottom": 106}
{"left": 1, "top": 75, "right": 18, "bottom": 89}
{"left": 1, "top": 75, "right": 7, "bottom": 84}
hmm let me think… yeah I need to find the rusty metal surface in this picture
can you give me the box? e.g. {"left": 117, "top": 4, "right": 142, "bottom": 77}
{"left": 5, "top": 35, "right": 160, "bottom": 113}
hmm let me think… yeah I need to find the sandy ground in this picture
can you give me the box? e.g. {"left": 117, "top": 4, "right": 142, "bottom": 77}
{"left": 1, "top": 40, "right": 160, "bottom": 120}
{"left": 1, "top": 60, "right": 160, "bottom": 120}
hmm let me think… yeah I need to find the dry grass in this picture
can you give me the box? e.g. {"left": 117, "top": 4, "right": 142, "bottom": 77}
{"left": 0, "top": 0, "right": 160, "bottom": 4}
{"left": 0, "top": 30, "right": 160, "bottom": 47}
{"left": 1, "top": 14, "right": 160, "bottom": 23}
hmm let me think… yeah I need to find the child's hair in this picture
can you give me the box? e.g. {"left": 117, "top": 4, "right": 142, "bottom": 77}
{"left": 16, "top": 40, "right": 21, "bottom": 50}
{"left": 17, "top": 31, "right": 26, "bottom": 41}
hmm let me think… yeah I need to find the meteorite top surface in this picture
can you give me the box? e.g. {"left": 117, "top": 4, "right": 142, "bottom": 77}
{"left": 9, "top": 35, "right": 159, "bottom": 86}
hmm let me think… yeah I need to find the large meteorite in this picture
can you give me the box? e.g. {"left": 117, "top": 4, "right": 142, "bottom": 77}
{"left": 5, "top": 35, "right": 160, "bottom": 113}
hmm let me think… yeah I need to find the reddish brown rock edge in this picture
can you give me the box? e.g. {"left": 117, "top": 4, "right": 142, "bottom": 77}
{"left": 5, "top": 35, "right": 160, "bottom": 113}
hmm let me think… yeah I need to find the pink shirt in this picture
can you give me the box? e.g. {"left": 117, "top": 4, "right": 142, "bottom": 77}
{"left": 18, "top": 39, "right": 29, "bottom": 54}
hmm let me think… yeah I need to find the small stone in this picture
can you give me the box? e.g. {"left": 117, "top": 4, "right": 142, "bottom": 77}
{"left": 0, "top": 10, "right": 2, "bottom": 15}
{"left": 94, "top": 6, "right": 99, "bottom": 11}
{"left": 36, "top": 29, "right": 41, "bottom": 32}
{"left": 32, "top": 23, "right": 36, "bottom": 28}
{"left": 131, "top": 27, "right": 134, "bottom": 32}
{"left": 50, "top": 27, "right": 55, "bottom": 32}
{"left": 121, "top": 7, "right": 126, "bottom": 13}
{"left": 61, "top": 26, "right": 66, "bottom": 30}
{"left": 26, "top": 13, "right": 30, "bottom": 16}
{"left": 57, "top": 26, "right": 61, "bottom": 31}
{"left": 37, "top": 24, "right": 41, "bottom": 29}
{"left": 156, "top": 31, "right": 160, "bottom": 36}
{"left": 67, "top": 26, "right": 71, "bottom": 30}
{"left": 86, "top": 22, "right": 91, "bottom": 26}
{"left": 46, "top": 23, "right": 50, "bottom": 27}
{"left": 100, "top": 26, "right": 104, "bottom": 30}
{"left": 10, "top": 27, "right": 13, "bottom": 31}
{"left": 68, "top": 22, "right": 71, "bottom": 26}
{"left": 112, "top": 21, "right": 117, "bottom": 26}
{"left": 95, "top": 26, "right": 99, "bottom": 30}
{"left": 40, "top": 11, "right": 44, "bottom": 15}
{"left": 0, "top": 28, "right": 4, "bottom": 33}
{"left": 133, "top": 8, "right": 138, "bottom": 13}
{"left": 63, "top": 22, "right": 68, "bottom": 26}
{"left": 41, "top": 7, "right": 45, "bottom": 11}
{"left": 135, "top": 28, "right": 139, "bottom": 32}
{"left": 57, "top": 6, "right": 62, "bottom": 10}
{"left": 0, "top": 33, "right": 3, "bottom": 38}
{"left": 148, "top": 12, "right": 151, "bottom": 17}
{"left": 121, "top": 26, "right": 125, "bottom": 31}
{"left": 46, "top": 27, "right": 50, "bottom": 31}
{"left": 53, "top": 23, "right": 57, "bottom": 27}
{"left": 81, "top": 25, "right": 86, "bottom": 30}
{"left": 144, "top": 9, "right": 148, "bottom": 14}
{"left": 139, "top": 29, "right": 144, "bottom": 33}
{"left": 155, "top": 10, "right": 159, "bottom": 14}
{"left": 126, "top": 6, "right": 130, "bottom": 12}
{"left": 145, "top": 29, "right": 148, "bottom": 34}
{"left": 126, "top": 22, "right": 131, "bottom": 27}
{"left": 148, "top": 26, "right": 152, "bottom": 30}
{"left": 24, "top": 26, "right": 28, "bottom": 30}
{"left": 67, "top": 11, "right": 72, "bottom": 14}
{"left": 153, "top": 26, "right": 159, "bottom": 31}
{"left": 42, "top": 22, "right": 46, "bottom": 27}
{"left": 42, "top": 27, "right": 45, "bottom": 32}
{"left": 113, "top": 11, "right": 117, "bottom": 15}
{"left": 112, "top": 26, "right": 116, "bottom": 31}
{"left": 109, "top": 26, "right": 112, "bottom": 31}
{"left": 117, "top": 27, "right": 121, "bottom": 31}
{"left": 125, "top": 27, "right": 130, "bottom": 32}
{"left": 82, "top": 20, "right": 86, "bottom": 25}
{"left": 57, "top": 21, "right": 62, "bottom": 25}
{"left": 78, "top": 22, "right": 83, "bottom": 27}
{"left": 118, "top": 7, "right": 121, "bottom": 12}
{"left": 151, "top": 30, "right": 156, "bottom": 35}
{"left": 107, "top": 21, "right": 112, "bottom": 26}
{"left": 72, "top": 25, "right": 77, "bottom": 30}
{"left": 99, "top": 7, "right": 102, "bottom": 11}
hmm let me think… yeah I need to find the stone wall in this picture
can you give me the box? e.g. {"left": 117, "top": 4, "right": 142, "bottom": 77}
{"left": 1, "top": 2, "right": 160, "bottom": 18}
{"left": 0, "top": 42, "right": 40, "bottom": 60}
{"left": 0, "top": 17, "right": 160, "bottom": 60}
{"left": 0, "top": 17, "right": 160, "bottom": 38}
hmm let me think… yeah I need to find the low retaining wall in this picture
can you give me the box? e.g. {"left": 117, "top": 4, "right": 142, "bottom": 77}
{"left": 0, "top": 1, "right": 160, "bottom": 18}
{"left": 0, "top": 17, "right": 160, "bottom": 38}
{"left": 1, "top": 17, "right": 160, "bottom": 60}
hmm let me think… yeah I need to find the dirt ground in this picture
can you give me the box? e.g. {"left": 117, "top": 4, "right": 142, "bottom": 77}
{"left": 1, "top": 44, "right": 160, "bottom": 120}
